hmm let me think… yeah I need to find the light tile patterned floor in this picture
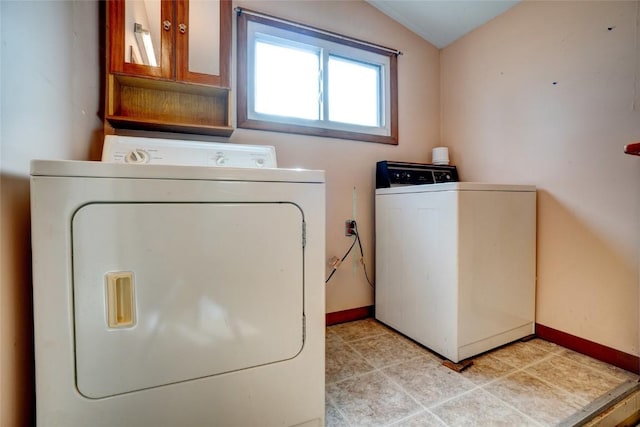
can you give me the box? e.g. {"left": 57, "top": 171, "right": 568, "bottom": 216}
{"left": 325, "top": 319, "right": 639, "bottom": 427}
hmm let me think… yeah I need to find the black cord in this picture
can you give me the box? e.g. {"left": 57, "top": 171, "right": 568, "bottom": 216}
{"left": 353, "top": 221, "right": 375, "bottom": 288}
{"left": 325, "top": 235, "right": 357, "bottom": 283}
{"left": 325, "top": 221, "right": 375, "bottom": 288}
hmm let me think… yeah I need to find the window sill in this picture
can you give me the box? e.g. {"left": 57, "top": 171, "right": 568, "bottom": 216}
{"left": 238, "top": 118, "right": 398, "bottom": 145}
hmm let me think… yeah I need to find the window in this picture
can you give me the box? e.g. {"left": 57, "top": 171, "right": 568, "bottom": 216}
{"left": 237, "top": 9, "right": 399, "bottom": 145}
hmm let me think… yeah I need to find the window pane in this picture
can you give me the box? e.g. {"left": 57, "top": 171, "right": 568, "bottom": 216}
{"left": 254, "top": 40, "right": 320, "bottom": 120}
{"left": 328, "top": 56, "right": 380, "bottom": 127}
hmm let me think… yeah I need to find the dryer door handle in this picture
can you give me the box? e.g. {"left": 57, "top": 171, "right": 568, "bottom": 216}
{"left": 105, "top": 272, "right": 136, "bottom": 328}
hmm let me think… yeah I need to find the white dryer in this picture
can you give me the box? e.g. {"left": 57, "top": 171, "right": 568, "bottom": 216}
{"left": 30, "top": 138, "right": 325, "bottom": 426}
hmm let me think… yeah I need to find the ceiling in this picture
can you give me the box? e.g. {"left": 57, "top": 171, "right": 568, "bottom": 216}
{"left": 367, "top": 0, "right": 520, "bottom": 48}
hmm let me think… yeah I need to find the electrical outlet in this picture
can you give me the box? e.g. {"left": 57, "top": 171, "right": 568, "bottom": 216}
{"left": 345, "top": 219, "right": 356, "bottom": 236}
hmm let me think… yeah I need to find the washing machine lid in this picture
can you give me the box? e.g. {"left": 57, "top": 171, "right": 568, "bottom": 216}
{"left": 376, "top": 182, "right": 536, "bottom": 195}
{"left": 31, "top": 160, "right": 325, "bottom": 184}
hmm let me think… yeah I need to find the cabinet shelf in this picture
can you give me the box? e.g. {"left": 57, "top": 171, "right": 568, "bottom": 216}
{"left": 106, "top": 115, "right": 234, "bottom": 137}
{"left": 106, "top": 74, "right": 232, "bottom": 137}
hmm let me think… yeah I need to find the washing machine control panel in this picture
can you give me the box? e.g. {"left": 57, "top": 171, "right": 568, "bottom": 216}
{"left": 376, "top": 161, "right": 458, "bottom": 188}
{"left": 102, "top": 135, "right": 278, "bottom": 168}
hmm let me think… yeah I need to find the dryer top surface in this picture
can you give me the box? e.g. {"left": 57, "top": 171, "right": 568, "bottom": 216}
{"left": 30, "top": 160, "right": 325, "bottom": 184}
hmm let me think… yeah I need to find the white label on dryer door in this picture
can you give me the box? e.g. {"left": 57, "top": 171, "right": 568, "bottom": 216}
{"left": 72, "top": 202, "right": 304, "bottom": 398}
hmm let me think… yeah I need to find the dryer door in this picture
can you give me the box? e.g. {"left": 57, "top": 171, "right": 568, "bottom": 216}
{"left": 72, "top": 202, "right": 305, "bottom": 398}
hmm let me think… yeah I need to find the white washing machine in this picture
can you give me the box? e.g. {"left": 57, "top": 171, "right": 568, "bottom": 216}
{"left": 30, "top": 137, "right": 325, "bottom": 426}
{"left": 376, "top": 178, "right": 536, "bottom": 363}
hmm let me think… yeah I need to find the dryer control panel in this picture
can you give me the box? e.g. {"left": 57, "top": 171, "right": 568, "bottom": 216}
{"left": 102, "top": 135, "right": 278, "bottom": 168}
{"left": 376, "top": 161, "right": 459, "bottom": 188}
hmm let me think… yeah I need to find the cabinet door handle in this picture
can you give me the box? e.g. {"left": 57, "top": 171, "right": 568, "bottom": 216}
{"left": 178, "top": 23, "right": 187, "bottom": 34}
{"left": 163, "top": 20, "right": 171, "bottom": 31}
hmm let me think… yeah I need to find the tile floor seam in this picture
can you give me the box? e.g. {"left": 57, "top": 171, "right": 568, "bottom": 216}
{"left": 329, "top": 400, "right": 355, "bottom": 427}
{"left": 425, "top": 407, "right": 450, "bottom": 427}
{"left": 357, "top": 351, "right": 431, "bottom": 373}
{"left": 326, "top": 360, "right": 445, "bottom": 389}
{"left": 557, "top": 350, "right": 640, "bottom": 383}
{"left": 385, "top": 408, "right": 450, "bottom": 427}
{"left": 325, "top": 366, "right": 382, "bottom": 387}
{"left": 325, "top": 393, "right": 351, "bottom": 426}
{"left": 343, "top": 330, "right": 391, "bottom": 342}
{"left": 376, "top": 369, "right": 442, "bottom": 426}
{"left": 341, "top": 338, "right": 430, "bottom": 372}
{"left": 424, "top": 382, "right": 483, "bottom": 409}
{"left": 328, "top": 368, "right": 426, "bottom": 427}
{"left": 337, "top": 348, "right": 369, "bottom": 375}
{"left": 326, "top": 348, "right": 486, "bottom": 422}
{"left": 441, "top": 370, "right": 483, "bottom": 403}
{"left": 426, "top": 384, "right": 548, "bottom": 427}
{"left": 528, "top": 339, "right": 566, "bottom": 355}
{"left": 457, "top": 361, "right": 523, "bottom": 389}
{"left": 326, "top": 369, "right": 387, "bottom": 426}
{"left": 382, "top": 408, "right": 427, "bottom": 427}
{"left": 479, "top": 384, "right": 548, "bottom": 427}
{"left": 520, "top": 368, "right": 593, "bottom": 407}
{"left": 486, "top": 356, "right": 593, "bottom": 410}
{"left": 377, "top": 362, "right": 489, "bottom": 423}
{"left": 525, "top": 371, "right": 589, "bottom": 407}
{"left": 333, "top": 330, "right": 391, "bottom": 344}
{"left": 378, "top": 367, "right": 431, "bottom": 410}
{"left": 494, "top": 347, "right": 558, "bottom": 369}
{"left": 545, "top": 352, "right": 635, "bottom": 395}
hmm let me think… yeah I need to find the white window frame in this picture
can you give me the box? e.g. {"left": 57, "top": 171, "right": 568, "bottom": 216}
{"left": 237, "top": 9, "right": 399, "bottom": 145}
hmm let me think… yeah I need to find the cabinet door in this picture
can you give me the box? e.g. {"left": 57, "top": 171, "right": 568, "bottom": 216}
{"left": 175, "top": 0, "right": 231, "bottom": 87}
{"left": 108, "top": 0, "right": 173, "bottom": 79}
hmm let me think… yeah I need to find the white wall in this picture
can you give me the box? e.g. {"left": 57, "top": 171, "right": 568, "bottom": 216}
{"left": 1, "top": 1, "right": 102, "bottom": 425}
{"left": 441, "top": 0, "right": 640, "bottom": 356}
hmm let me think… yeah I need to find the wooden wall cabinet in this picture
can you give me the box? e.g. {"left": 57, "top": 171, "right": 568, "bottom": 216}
{"left": 105, "top": 0, "right": 233, "bottom": 136}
